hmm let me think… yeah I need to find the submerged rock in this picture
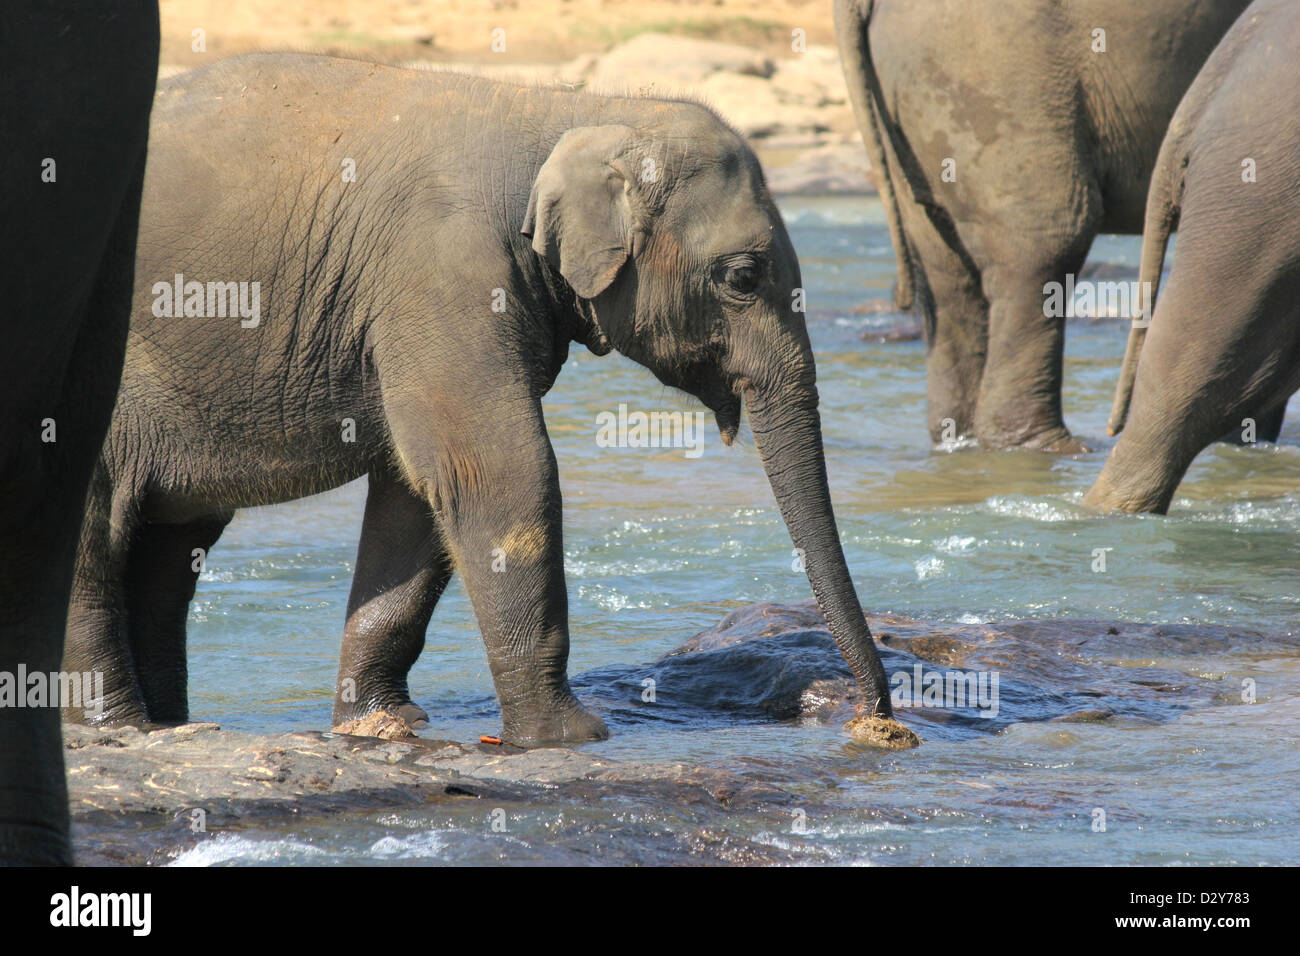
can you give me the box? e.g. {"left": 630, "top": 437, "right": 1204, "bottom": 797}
{"left": 575, "top": 601, "right": 1274, "bottom": 742}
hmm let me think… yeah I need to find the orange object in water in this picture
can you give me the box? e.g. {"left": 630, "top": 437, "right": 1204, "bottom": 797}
{"left": 479, "top": 735, "right": 502, "bottom": 745}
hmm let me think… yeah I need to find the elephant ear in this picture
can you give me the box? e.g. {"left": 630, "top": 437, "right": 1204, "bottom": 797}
{"left": 522, "top": 125, "right": 646, "bottom": 299}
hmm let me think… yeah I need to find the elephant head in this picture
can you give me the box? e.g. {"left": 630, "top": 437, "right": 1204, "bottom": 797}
{"left": 523, "top": 116, "right": 905, "bottom": 735}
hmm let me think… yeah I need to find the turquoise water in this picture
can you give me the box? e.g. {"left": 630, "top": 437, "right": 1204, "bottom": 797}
{"left": 164, "top": 197, "right": 1297, "bottom": 865}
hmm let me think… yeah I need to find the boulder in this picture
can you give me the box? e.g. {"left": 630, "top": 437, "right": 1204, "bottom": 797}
{"left": 697, "top": 71, "right": 831, "bottom": 139}
{"left": 768, "top": 46, "right": 850, "bottom": 108}
{"left": 585, "top": 32, "right": 774, "bottom": 93}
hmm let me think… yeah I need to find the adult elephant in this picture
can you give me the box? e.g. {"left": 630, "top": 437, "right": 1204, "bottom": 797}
{"left": 834, "top": 0, "right": 1251, "bottom": 451}
{"left": 1086, "top": 0, "right": 1300, "bottom": 514}
{"left": 0, "top": 1, "right": 159, "bottom": 865}
{"left": 64, "top": 54, "right": 914, "bottom": 750}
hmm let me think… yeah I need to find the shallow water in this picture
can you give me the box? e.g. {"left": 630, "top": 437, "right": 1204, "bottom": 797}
{"left": 158, "top": 196, "right": 1296, "bottom": 865}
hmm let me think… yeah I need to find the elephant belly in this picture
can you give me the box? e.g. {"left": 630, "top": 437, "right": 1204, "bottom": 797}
{"left": 128, "top": 416, "right": 385, "bottom": 524}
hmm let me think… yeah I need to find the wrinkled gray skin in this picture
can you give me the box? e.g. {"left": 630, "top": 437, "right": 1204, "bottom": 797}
{"left": 1086, "top": 0, "right": 1300, "bottom": 514}
{"left": 835, "top": 0, "right": 1251, "bottom": 451}
{"left": 0, "top": 2, "right": 158, "bottom": 865}
{"left": 64, "top": 54, "right": 895, "bottom": 746}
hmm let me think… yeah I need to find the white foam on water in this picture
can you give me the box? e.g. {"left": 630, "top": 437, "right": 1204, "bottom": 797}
{"left": 367, "top": 830, "right": 448, "bottom": 859}
{"left": 934, "top": 534, "right": 977, "bottom": 553}
{"left": 914, "top": 556, "right": 945, "bottom": 580}
{"left": 574, "top": 585, "right": 653, "bottom": 612}
{"left": 565, "top": 556, "right": 689, "bottom": 577}
{"left": 932, "top": 435, "right": 980, "bottom": 453}
{"left": 982, "top": 496, "right": 1083, "bottom": 522}
{"left": 778, "top": 204, "right": 875, "bottom": 229}
{"left": 168, "top": 832, "right": 331, "bottom": 866}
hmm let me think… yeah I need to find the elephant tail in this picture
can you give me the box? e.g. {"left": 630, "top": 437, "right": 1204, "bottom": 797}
{"left": 1107, "top": 133, "right": 1185, "bottom": 436}
{"left": 834, "top": 0, "right": 915, "bottom": 312}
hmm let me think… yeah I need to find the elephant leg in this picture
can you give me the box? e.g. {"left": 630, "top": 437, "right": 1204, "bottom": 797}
{"left": 63, "top": 471, "right": 147, "bottom": 725}
{"left": 0, "top": 445, "right": 121, "bottom": 861}
{"left": 124, "top": 513, "right": 232, "bottom": 724}
{"left": 381, "top": 391, "right": 608, "bottom": 747}
{"left": 899, "top": 200, "right": 987, "bottom": 443}
{"left": 973, "top": 244, "right": 1093, "bottom": 453}
{"left": 1085, "top": 261, "right": 1300, "bottom": 513}
{"left": 333, "top": 472, "right": 452, "bottom": 728}
{"left": 0, "top": 425, "right": 128, "bottom": 860}
{"left": 0, "top": 0, "right": 156, "bottom": 866}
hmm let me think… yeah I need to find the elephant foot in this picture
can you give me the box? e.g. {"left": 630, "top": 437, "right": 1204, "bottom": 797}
{"left": 393, "top": 701, "right": 429, "bottom": 730}
{"left": 333, "top": 696, "right": 429, "bottom": 730}
{"left": 63, "top": 696, "right": 149, "bottom": 727}
{"left": 500, "top": 695, "right": 610, "bottom": 748}
{"left": 1082, "top": 478, "right": 1164, "bottom": 515}
{"left": 979, "top": 422, "right": 1090, "bottom": 454}
{"left": 1030, "top": 430, "right": 1091, "bottom": 454}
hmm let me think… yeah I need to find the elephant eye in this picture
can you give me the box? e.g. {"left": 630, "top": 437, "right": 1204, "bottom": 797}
{"left": 725, "top": 263, "right": 760, "bottom": 295}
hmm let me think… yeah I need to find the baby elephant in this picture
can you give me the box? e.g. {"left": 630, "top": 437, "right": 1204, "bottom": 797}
{"left": 1087, "top": 0, "right": 1300, "bottom": 514}
{"left": 65, "top": 54, "right": 899, "bottom": 746}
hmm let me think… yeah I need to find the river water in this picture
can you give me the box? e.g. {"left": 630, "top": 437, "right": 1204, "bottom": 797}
{"left": 155, "top": 197, "right": 1297, "bottom": 866}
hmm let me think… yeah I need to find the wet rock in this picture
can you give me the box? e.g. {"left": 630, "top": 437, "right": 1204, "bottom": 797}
{"left": 798, "top": 678, "right": 860, "bottom": 723}
{"left": 416, "top": 741, "right": 619, "bottom": 785}
{"left": 332, "top": 710, "right": 417, "bottom": 740}
{"left": 672, "top": 601, "right": 830, "bottom": 651}
{"left": 582, "top": 601, "right": 1267, "bottom": 743}
{"left": 65, "top": 720, "right": 794, "bottom": 864}
{"left": 1052, "top": 709, "right": 1115, "bottom": 723}
{"left": 588, "top": 765, "right": 789, "bottom": 811}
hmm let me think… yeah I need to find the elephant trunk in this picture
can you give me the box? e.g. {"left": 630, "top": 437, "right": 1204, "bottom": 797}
{"left": 746, "top": 382, "right": 893, "bottom": 717}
